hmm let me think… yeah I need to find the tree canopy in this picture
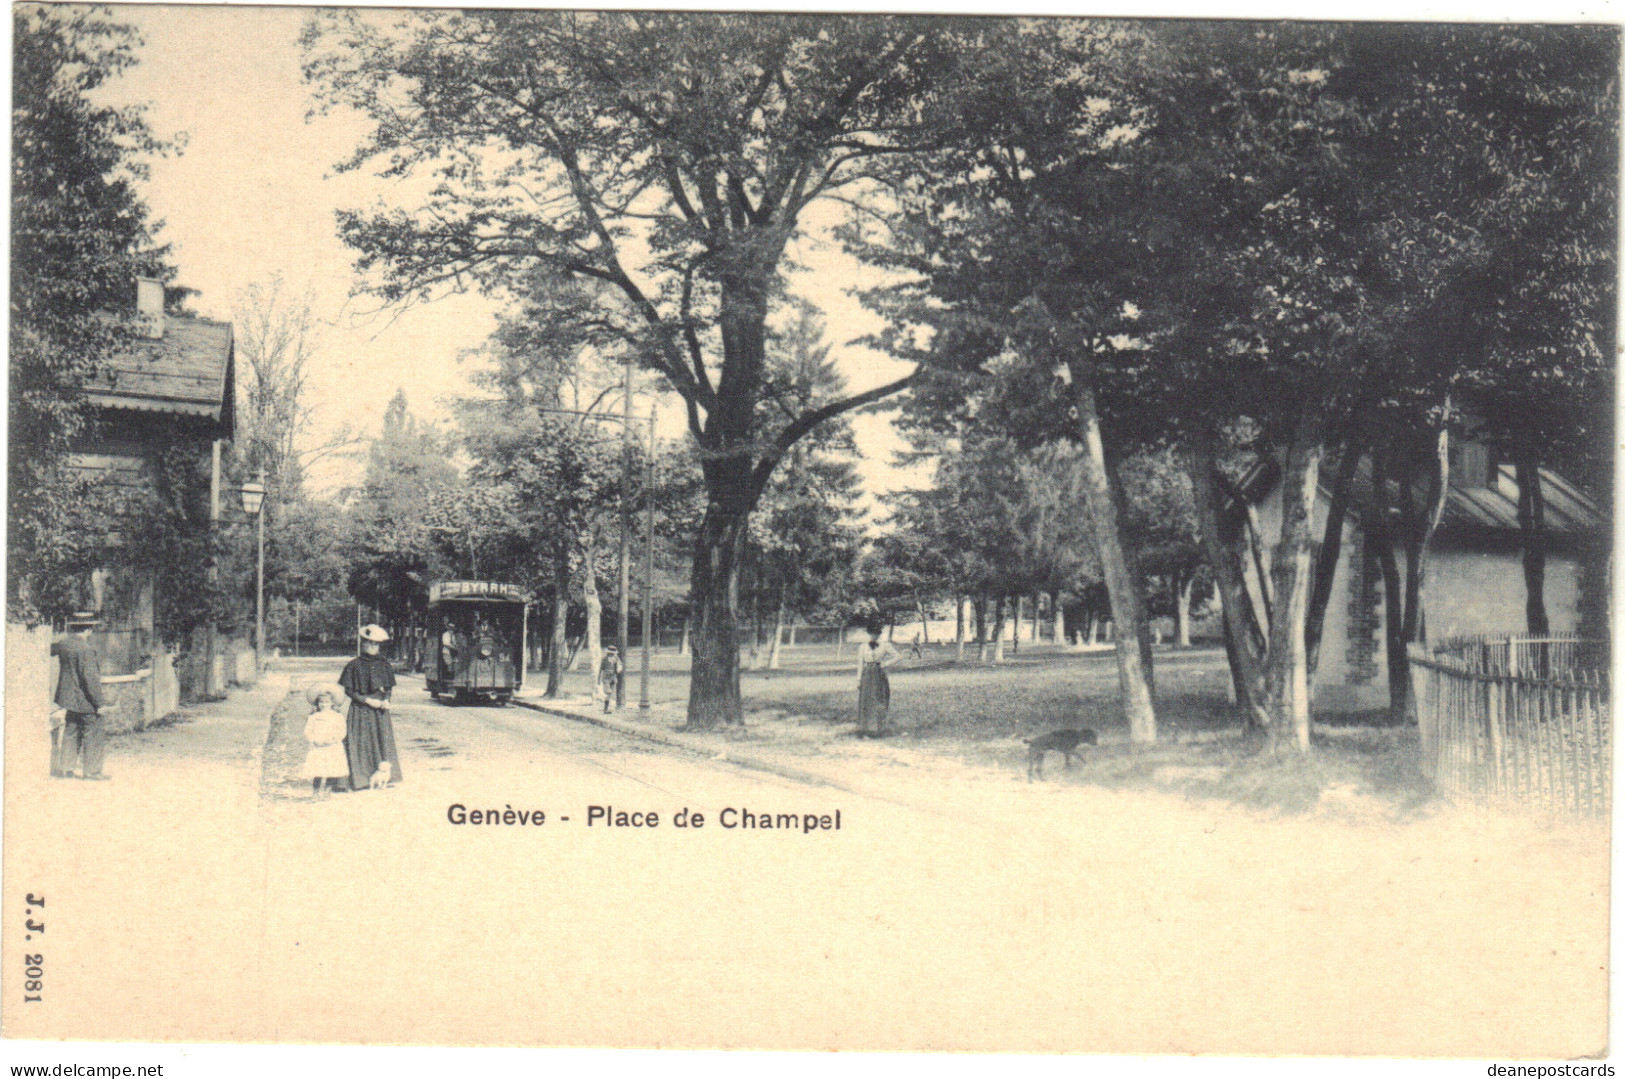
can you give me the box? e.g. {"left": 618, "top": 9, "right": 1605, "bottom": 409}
{"left": 9, "top": 4, "right": 179, "bottom": 620}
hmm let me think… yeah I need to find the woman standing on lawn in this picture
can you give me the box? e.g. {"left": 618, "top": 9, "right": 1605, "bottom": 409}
{"left": 339, "top": 624, "right": 402, "bottom": 788}
{"left": 856, "top": 619, "right": 900, "bottom": 737}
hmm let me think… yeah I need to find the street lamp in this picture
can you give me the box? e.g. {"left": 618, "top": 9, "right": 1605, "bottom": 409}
{"left": 639, "top": 406, "right": 656, "bottom": 711}
{"left": 239, "top": 470, "right": 266, "bottom": 675}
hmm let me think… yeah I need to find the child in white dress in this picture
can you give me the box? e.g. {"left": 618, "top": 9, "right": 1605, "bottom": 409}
{"left": 302, "top": 686, "right": 350, "bottom": 798}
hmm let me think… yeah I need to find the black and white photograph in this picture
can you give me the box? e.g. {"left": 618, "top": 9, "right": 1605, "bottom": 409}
{"left": 2, "top": 0, "right": 1616, "bottom": 1065}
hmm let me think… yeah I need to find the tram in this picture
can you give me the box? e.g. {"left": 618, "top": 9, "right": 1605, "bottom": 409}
{"left": 424, "top": 581, "right": 529, "bottom": 704}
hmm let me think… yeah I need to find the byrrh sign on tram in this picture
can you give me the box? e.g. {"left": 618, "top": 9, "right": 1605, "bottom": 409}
{"left": 424, "top": 580, "right": 530, "bottom": 705}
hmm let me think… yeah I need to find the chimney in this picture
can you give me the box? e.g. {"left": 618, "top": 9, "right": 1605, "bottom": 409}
{"left": 135, "top": 277, "right": 165, "bottom": 338}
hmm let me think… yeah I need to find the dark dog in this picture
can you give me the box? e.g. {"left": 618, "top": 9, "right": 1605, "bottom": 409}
{"left": 1025, "top": 728, "right": 1097, "bottom": 780}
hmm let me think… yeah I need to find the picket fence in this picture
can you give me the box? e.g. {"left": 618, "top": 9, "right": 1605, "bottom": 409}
{"left": 1407, "top": 635, "right": 1610, "bottom": 817}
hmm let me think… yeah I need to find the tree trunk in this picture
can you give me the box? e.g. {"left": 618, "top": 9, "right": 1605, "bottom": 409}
{"left": 1009, "top": 595, "right": 1018, "bottom": 654}
{"left": 579, "top": 530, "right": 602, "bottom": 673}
{"left": 1052, "top": 593, "right": 1066, "bottom": 646}
{"left": 679, "top": 615, "right": 690, "bottom": 657}
{"left": 1106, "top": 453, "right": 1156, "bottom": 696}
{"left": 684, "top": 499, "right": 748, "bottom": 729}
{"left": 955, "top": 593, "right": 966, "bottom": 663}
{"left": 1262, "top": 418, "right": 1324, "bottom": 754}
{"left": 916, "top": 599, "right": 931, "bottom": 645}
{"left": 768, "top": 594, "right": 786, "bottom": 670}
{"left": 1577, "top": 536, "right": 1610, "bottom": 646}
{"left": 1174, "top": 571, "right": 1193, "bottom": 648}
{"left": 1401, "top": 423, "right": 1450, "bottom": 650}
{"left": 1071, "top": 374, "right": 1156, "bottom": 743}
{"left": 1368, "top": 453, "right": 1410, "bottom": 722}
{"left": 1305, "top": 441, "right": 1362, "bottom": 677}
{"left": 992, "top": 595, "right": 1008, "bottom": 664}
{"left": 1216, "top": 469, "right": 1276, "bottom": 640}
{"left": 545, "top": 552, "right": 569, "bottom": 698}
{"left": 747, "top": 582, "right": 764, "bottom": 671}
{"left": 975, "top": 591, "right": 988, "bottom": 664}
{"left": 1515, "top": 442, "right": 1550, "bottom": 636}
{"left": 1186, "top": 433, "right": 1268, "bottom": 727}
{"left": 1215, "top": 590, "right": 1246, "bottom": 708}
{"left": 1029, "top": 591, "right": 1040, "bottom": 643}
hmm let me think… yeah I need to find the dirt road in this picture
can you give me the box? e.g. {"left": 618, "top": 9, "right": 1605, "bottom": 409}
{"left": 3, "top": 659, "right": 1607, "bottom": 1055}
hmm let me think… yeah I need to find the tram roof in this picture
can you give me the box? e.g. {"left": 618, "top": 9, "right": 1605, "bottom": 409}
{"left": 428, "top": 581, "right": 530, "bottom": 604}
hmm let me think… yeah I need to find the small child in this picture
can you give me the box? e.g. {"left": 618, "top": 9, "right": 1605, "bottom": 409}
{"left": 302, "top": 685, "right": 349, "bottom": 798}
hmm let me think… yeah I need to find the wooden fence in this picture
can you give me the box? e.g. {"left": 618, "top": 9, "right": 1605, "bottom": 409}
{"left": 1408, "top": 635, "right": 1610, "bottom": 817}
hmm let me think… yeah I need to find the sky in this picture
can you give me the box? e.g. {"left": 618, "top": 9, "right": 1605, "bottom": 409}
{"left": 88, "top": 0, "right": 1621, "bottom": 509}
{"left": 95, "top": 4, "right": 926, "bottom": 503}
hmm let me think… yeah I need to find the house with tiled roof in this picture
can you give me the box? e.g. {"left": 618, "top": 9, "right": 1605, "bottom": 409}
{"left": 1242, "top": 435, "right": 1607, "bottom": 714}
{"left": 65, "top": 277, "right": 237, "bottom": 726}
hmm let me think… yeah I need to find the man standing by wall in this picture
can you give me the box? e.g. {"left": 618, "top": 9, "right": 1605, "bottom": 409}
{"left": 52, "top": 612, "right": 107, "bottom": 780}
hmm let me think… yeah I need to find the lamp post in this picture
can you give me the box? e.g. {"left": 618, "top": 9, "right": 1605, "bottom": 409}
{"left": 618, "top": 357, "right": 632, "bottom": 709}
{"left": 640, "top": 405, "right": 656, "bottom": 711}
{"left": 239, "top": 469, "right": 266, "bottom": 676}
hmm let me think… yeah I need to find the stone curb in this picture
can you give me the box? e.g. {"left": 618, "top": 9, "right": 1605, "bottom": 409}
{"left": 509, "top": 695, "right": 867, "bottom": 796}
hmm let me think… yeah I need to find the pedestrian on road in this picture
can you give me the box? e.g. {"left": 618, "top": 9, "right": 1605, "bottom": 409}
{"left": 51, "top": 611, "right": 108, "bottom": 779}
{"left": 598, "top": 646, "right": 623, "bottom": 713}
{"left": 339, "top": 624, "right": 401, "bottom": 789}
{"left": 856, "top": 618, "right": 900, "bottom": 737}
{"left": 302, "top": 685, "right": 350, "bottom": 798}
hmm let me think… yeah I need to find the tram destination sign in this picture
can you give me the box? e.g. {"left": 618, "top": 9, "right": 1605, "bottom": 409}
{"left": 429, "top": 580, "right": 529, "bottom": 604}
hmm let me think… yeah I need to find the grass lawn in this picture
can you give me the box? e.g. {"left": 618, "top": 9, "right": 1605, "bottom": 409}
{"left": 537, "top": 639, "right": 1434, "bottom": 816}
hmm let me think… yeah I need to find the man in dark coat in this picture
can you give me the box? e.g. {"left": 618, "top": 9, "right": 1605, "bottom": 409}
{"left": 52, "top": 612, "right": 107, "bottom": 779}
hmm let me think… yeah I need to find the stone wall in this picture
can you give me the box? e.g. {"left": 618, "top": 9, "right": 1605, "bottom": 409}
{"left": 6, "top": 623, "right": 54, "bottom": 780}
{"left": 99, "top": 674, "right": 149, "bottom": 734}
{"left": 1343, "top": 528, "right": 1381, "bottom": 685}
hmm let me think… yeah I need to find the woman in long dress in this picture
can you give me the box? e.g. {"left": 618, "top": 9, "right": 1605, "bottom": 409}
{"left": 340, "top": 624, "right": 402, "bottom": 789}
{"left": 856, "top": 622, "right": 900, "bottom": 737}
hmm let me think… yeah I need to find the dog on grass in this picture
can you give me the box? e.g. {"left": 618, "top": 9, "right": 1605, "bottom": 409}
{"left": 368, "top": 760, "right": 393, "bottom": 789}
{"left": 1025, "top": 728, "right": 1097, "bottom": 781}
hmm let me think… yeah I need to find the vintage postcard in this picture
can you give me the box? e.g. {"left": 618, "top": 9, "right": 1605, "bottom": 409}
{"left": 2, "top": 1, "right": 1616, "bottom": 1066}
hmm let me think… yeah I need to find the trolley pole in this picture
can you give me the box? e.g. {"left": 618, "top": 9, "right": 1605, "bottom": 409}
{"left": 255, "top": 479, "right": 265, "bottom": 676}
{"left": 617, "top": 354, "right": 632, "bottom": 709}
{"left": 640, "top": 406, "right": 656, "bottom": 711}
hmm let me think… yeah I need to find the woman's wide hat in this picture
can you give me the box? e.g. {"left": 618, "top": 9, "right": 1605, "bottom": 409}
{"left": 359, "top": 623, "right": 391, "bottom": 643}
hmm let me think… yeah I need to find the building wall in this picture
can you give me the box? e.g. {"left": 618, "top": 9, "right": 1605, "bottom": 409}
{"left": 1311, "top": 516, "right": 1387, "bottom": 713}
{"left": 1426, "top": 547, "right": 1582, "bottom": 641}
{"left": 68, "top": 418, "right": 221, "bottom": 676}
{"left": 1246, "top": 480, "right": 1585, "bottom": 714}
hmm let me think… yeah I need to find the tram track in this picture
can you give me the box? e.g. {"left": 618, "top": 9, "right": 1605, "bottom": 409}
{"left": 391, "top": 674, "right": 716, "bottom": 799}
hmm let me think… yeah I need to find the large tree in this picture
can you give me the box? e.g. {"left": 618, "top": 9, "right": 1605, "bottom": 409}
{"left": 848, "top": 21, "right": 1164, "bottom": 738}
{"left": 346, "top": 391, "right": 459, "bottom": 634}
{"left": 740, "top": 301, "right": 866, "bottom": 668}
{"left": 9, "top": 4, "right": 179, "bottom": 621}
{"left": 232, "top": 275, "right": 358, "bottom": 500}
{"left": 303, "top": 11, "right": 986, "bottom": 727}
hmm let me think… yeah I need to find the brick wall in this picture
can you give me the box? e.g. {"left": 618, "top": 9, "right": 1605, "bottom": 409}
{"left": 1343, "top": 528, "right": 1381, "bottom": 684}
